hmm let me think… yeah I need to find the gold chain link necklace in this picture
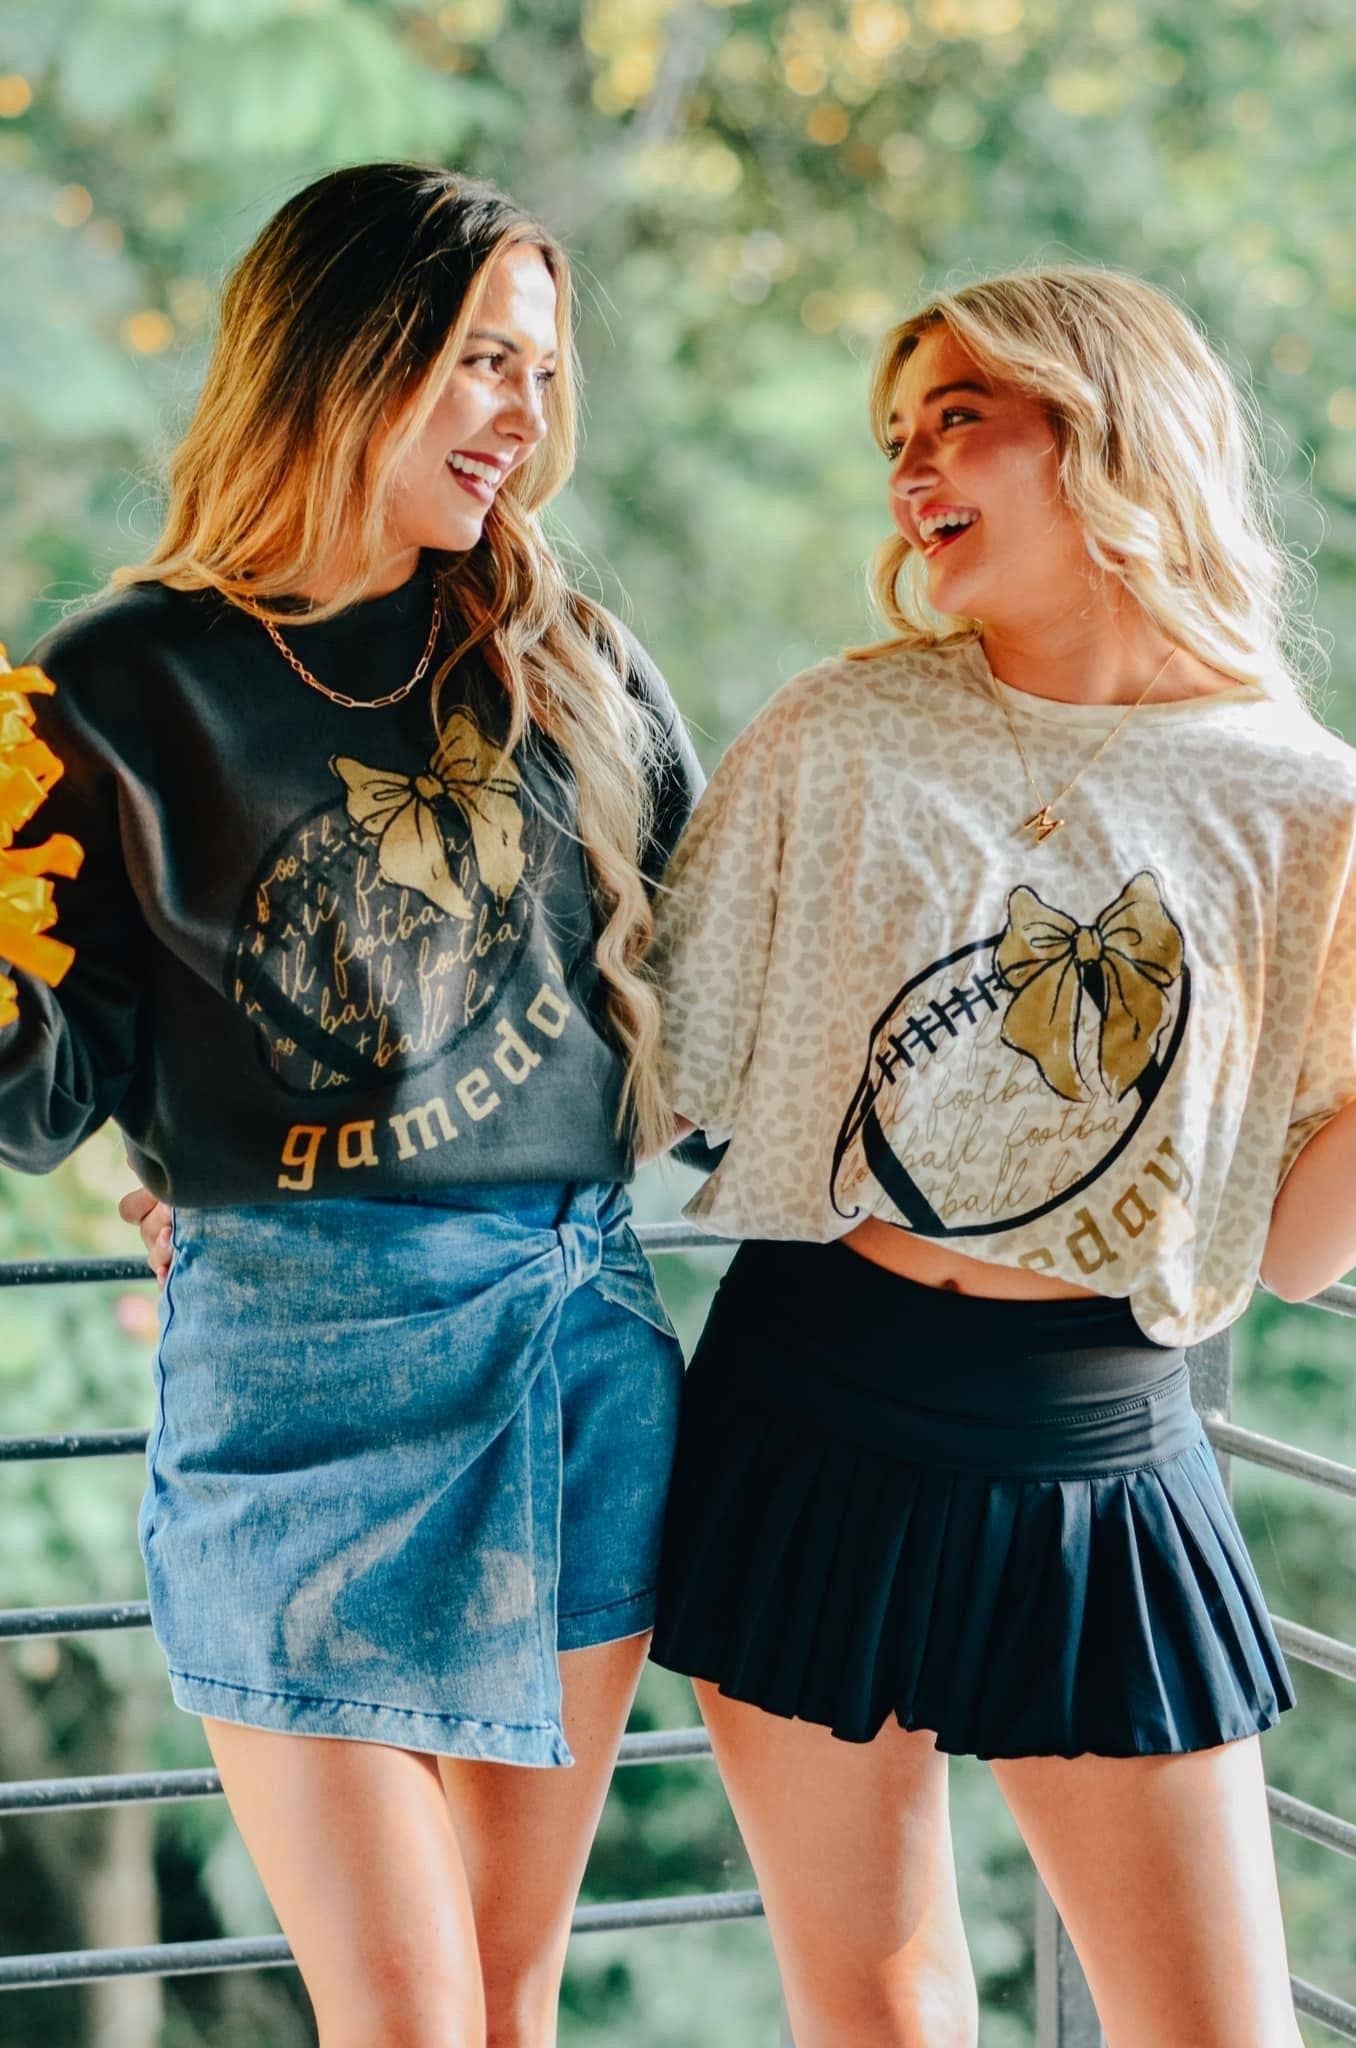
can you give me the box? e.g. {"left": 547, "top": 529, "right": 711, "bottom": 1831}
{"left": 242, "top": 587, "right": 443, "bottom": 712}
{"left": 985, "top": 646, "right": 1179, "bottom": 843}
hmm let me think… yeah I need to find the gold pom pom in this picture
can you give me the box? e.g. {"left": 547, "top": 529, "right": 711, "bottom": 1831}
{"left": 0, "top": 646, "right": 85, "bottom": 1028}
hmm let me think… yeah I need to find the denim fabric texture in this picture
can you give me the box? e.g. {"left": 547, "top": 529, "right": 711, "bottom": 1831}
{"left": 138, "top": 1181, "right": 683, "bottom": 1766}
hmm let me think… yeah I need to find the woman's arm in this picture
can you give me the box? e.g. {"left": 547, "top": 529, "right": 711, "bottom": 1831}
{"left": 1260, "top": 1095, "right": 1356, "bottom": 1301}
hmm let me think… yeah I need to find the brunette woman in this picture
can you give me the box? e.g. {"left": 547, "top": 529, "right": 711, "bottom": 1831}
{"left": 1, "top": 163, "right": 702, "bottom": 2048}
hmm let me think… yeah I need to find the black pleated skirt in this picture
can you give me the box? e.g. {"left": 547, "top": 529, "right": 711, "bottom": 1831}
{"left": 651, "top": 1239, "right": 1294, "bottom": 1760}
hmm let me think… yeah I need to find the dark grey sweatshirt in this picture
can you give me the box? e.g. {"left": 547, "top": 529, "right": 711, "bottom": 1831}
{"left": 0, "top": 559, "right": 704, "bottom": 1202}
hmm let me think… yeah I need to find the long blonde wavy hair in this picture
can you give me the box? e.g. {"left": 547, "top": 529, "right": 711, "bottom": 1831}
{"left": 116, "top": 163, "right": 672, "bottom": 1154}
{"left": 856, "top": 265, "right": 1318, "bottom": 707}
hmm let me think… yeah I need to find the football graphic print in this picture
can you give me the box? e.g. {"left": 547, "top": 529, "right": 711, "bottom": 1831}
{"left": 831, "top": 870, "right": 1190, "bottom": 1237}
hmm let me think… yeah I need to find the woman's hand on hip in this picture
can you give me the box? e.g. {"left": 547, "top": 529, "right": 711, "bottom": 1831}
{"left": 118, "top": 1181, "right": 173, "bottom": 1289}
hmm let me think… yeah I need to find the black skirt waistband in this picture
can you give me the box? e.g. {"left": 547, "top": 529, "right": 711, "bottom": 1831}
{"left": 692, "top": 1238, "right": 1196, "bottom": 1479}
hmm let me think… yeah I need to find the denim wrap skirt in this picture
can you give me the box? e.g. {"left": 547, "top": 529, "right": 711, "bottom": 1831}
{"left": 651, "top": 1238, "right": 1294, "bottom": 1760}
{"left": 140, "top": 1181, "right": 683, "bottom": 1766}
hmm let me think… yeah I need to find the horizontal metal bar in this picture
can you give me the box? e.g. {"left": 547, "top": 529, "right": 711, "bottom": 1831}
{"left": 1310, "top": 1281, "right": 1356, "bottom": 1320}
{"left": 6, "top": 1411, "right": 1354, "bottom": 1497}
{"left": 1204, "top": 1418, "right": 1356, "bottom": 1499}
{"left": 1272, "top": 1616, "right": 1356, "bottom": 1685}
{"left": 614, "top": 1726, "right": 713, "bottom": 1765}
{"left": 0, "top": 1428, "right": 148, "bottom": 1463}
{"left": 634, "top": 1221, "right": 727, "bottom": 1253}
{"left": 0, "top": 1910, "right": 1348, "bottom": 2026}
{"left": 0, "top": 1890, "right": 764, "bottom": 1990}
{"left": 0, "top": 1728, "right": 715, "bottom": 1816}
{"left": 0, "top": 1256, "right": 149, "bottom": 1288}
{"left": 0, "top": 1223, "right": 728, "bottom": 1293}
{"left": 0, "top": 1934, "right": 293, "bottom": 1990}
{"left": 4, "top": 1600, "right": 1355, "bottom": 1712}
{"left": 0, "top": 1767, "right": 222, "bottom": 1816}
{"left": 0, "top": 1601, "right": 150, "bottom": 1641}
{"left": 1269, "top": 1787, "right": 1356, "bottom": 1860}
{"left": 8, "top": 1741, "right": 1350, "bottom": 1884}
{"left": 0, "top": 1243, "right": 1348, "bottom": 1297}
{"left": 575, "top": 1890, "right": 761, "bottom": 1933}
{"left": 1293, "top": 1975, "right": 1356, "bottom": 2042}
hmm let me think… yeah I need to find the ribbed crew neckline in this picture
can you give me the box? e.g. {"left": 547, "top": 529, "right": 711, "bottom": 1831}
{"left": 270, "top": 555, "right": 437, "bottom": 634}
{"left": 960, "top": 636, "right": 1270, "bottom": 728}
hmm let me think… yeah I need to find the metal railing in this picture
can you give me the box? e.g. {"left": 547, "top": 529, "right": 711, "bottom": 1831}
{"left": 1, "top": 1228, "right": 1353, "bottom": 2046}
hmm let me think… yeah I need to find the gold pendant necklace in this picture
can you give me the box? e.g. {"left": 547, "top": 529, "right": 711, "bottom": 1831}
{"left": 242, "top": 587, "right": 443, "bottom": 711}
{"left": 1021, "top": 802, "right": 1064, "bottom": 844}
{"left": 986, "top": 646, "right": 1179, "bottom": 843}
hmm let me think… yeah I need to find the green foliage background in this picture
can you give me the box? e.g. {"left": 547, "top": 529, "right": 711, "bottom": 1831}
{"left": 0, "top": 0, "right": 1352, "bottom": 2041}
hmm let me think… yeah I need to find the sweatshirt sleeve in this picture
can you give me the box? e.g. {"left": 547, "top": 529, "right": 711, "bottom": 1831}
{"left": 649, "top": 701, "right": 792, "bottom": 1148}
{"left": 1278, "top": 833, "right": 1356, "bottom": 1186}
{"left": 0, "top": 628, "right": 150, "bottom": 1173}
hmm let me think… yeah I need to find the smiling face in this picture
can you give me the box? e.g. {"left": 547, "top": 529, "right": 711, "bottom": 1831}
{"left": 886, "top": 324, "right": 1093, "bottom": 630}
{"left": 383, "top": 242, "right": 560, "bottom": 561}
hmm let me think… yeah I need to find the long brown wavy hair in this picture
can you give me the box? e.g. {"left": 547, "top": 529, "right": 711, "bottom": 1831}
{"left": 117, "top": 162, "right": 672, "bottom": 1154}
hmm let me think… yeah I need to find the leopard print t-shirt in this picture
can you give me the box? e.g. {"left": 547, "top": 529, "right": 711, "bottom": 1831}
{"left": 653, "top": 637, "right": 1356, "bottom": 1346}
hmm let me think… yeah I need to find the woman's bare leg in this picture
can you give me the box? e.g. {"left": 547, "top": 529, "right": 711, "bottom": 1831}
{"left": 202, "top": 1717, "right": 485, "bottom": 2048}
{"left": 992, "top": 1736, "right": 1302, "bottom": 2048}
{"left": 437, "top": 1632, "right": 651, "bottom": 2048}
{"left": 695, "top": 1682, "right": 978, "bottom": 2048}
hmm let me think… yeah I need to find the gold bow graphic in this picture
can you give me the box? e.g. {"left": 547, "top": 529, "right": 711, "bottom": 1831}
{"left": 332, "top": 710, "right": 525, "bottom": 921}
{"left": 994, "top": 870, "right": 1184, "bottom": 1104}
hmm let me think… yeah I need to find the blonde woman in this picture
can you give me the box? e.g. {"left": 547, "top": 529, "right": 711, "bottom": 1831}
{"left": 650, "top": 269, "right": 1354, "bottom": 2047}
{"left": 0, "top": 164, "right": 702, "bottom": 2048}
